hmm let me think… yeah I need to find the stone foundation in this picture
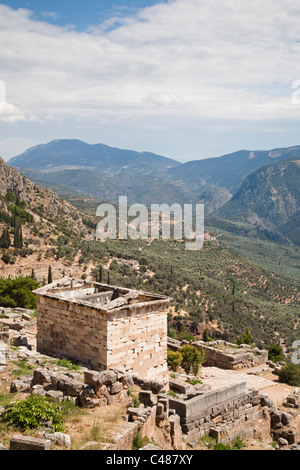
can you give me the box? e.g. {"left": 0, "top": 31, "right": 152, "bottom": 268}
{"left": 160, "top": 381, "right": 272, "bottom": 443}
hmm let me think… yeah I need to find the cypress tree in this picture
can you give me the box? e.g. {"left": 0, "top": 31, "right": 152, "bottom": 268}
{"left": 0, "top": 227, "right": 11, "bottom": 249}
{"left": 48, "top": 266, "right": 53, "bottom": 284}
{"left": 19, "top": 221, "right": 23, "bottom": 248}
{"left": 98, "top": 265, "right": 103, "bottom": 283}
{"left": 14, "top": 218, "right": 20, "bottom": 248}
{"left": 14, "top": 218, "right": 23, "bottom": 249}
{"left": 11, "top": 206, "right": 16, "bottom": 228}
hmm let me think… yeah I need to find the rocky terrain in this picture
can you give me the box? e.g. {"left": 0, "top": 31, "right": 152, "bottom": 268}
{"left": 0, "top": 309, "right": 299, "bottom": 451}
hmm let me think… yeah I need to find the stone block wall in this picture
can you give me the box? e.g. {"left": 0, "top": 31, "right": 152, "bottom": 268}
{"left": 107, "top": 303, "right": 168, "bottom": 382}
{"left": 36, "top": 295, "right": 108, "bottom": 371}
{"left": 35, "top": 280, "right": 169, "bottom": 384}
{"left": 161, "top": 382, "right": 272, "bottom": 443}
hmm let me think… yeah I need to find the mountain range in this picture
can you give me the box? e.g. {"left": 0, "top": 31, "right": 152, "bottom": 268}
{"left": 7, "top": 139, "right": 300, "bottom": 246}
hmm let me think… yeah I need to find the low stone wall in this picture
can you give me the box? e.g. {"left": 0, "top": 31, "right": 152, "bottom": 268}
{"left": 168, "top": 337, "right": 268, "bottom": 370}
{"left": 159, "top": 381, "right": 270, "bottom": 443}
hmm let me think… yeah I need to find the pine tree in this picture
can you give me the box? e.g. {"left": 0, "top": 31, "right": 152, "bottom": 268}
{"left": 48, "top": 266, "right": 53, "bottom": 284}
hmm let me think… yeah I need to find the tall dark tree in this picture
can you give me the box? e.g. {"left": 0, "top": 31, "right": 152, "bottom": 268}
{"left": 98, "top": 265, "right": 103, "bottom": 283}
{"left": 14, "top": 217, "right": 23, "bottom": 249}
{"left": 48, "top": 265, "right": 53, "bottom": 284}
{"left": 0, "top": 227, "right": 11, "bottom": 249}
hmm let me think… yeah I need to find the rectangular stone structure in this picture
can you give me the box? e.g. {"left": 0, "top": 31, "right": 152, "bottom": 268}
{"left": 10, "top": 435, "right": 51, "bottom": 450}
{"left": 165, "top": 382, "right": 249, "bottom": 423}
{"left": 34, "top": 278, "right": 170, "bottom": 384}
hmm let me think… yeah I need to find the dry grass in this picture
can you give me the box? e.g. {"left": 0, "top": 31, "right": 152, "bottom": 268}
{"left": 66, "top": 400, "right": 128, "bottom": 450}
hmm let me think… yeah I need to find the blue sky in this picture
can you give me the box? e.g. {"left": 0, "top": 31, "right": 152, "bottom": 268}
{"left": 1, "top": 0, "right": 300, "bottom": 162}
{"left": 0, "top": 1, "right": 163, "bottom": 29}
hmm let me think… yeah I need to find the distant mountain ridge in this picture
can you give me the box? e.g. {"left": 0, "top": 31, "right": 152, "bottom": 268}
{"left": 9, "top": 140, "right": 300, "bottom": 195}
{"left": 6, "top": 139, "right": 300, "bottom": 246}
{"left": 8, "top": 139, "right": 180, "bottom": 176}
{"left": 167, "top": 146, "right": 300, "bottom": 193}
{"left": 218, "top": 157, "right": 300, "bottom": 245}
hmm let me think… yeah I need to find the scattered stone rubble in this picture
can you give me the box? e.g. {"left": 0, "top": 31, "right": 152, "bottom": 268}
{"left": 0, "top": 307, "right": 37, "bottom": 354}
{"left": 1, "top": 308, "right": 300, "bottom": 451}
{"left": 283, "top": 389, "right": 300, "bottom": 409}
{"left": 8, "top": 365, "right": 166, "bottom": 409}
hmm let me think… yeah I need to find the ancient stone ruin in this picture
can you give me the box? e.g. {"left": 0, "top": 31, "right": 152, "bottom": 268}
{"left": 34, "top": 278, "right": 170, "bottom": 385}
{"left": 168, "top": 337, "right": 268, "bottom": 370}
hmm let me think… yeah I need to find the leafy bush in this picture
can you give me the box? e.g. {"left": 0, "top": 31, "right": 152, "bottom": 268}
{"left": 1, "top": 395, "right": 65, "bottom": 432}
{"left": 267, "top": 343, "right": 284, "bottom": 363}
{"left": 235, "top": 328, "right": 252, "bottom": 346}
{"left": 167, "top": 350, "right": 183, "bottom": 372}
{"left": 278, "top": 362, "right": 300, "bottom": 386}
{"left": 0, "top": 276, "right": 39, "bottom": 309}
{"left": 178, "top": 344, "right": 205, "bottom": 375}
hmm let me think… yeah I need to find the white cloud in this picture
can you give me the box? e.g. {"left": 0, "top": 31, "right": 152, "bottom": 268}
{"left": 40, "top": 11, "right": 59, "bottom": 21}
{"left": 1, "top": 1, "right": 300, "bottom": 130}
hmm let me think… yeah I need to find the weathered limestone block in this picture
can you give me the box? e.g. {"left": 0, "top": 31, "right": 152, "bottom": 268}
{"left": 84, "top": 370, "right": 118, "bottom": 388}
{"left": 10, "top": 379, "right": 31, "bottom": 393}
{"left": 9, "top": 435, "right": 51, "bottom": 451}
{"left": 45, "top": 390, "right": 64, "bottom": 402}
{"left": 110, "top": 381, "right": 123, "bottom": 395}
{"left": 43, "top": 432, "right": 71, "bottom": 449}
{"left": 51, "top": 374, "right": 85, "bottom": 397}
{"left": 31, "top": 368, "right": 52, "bottom": 387}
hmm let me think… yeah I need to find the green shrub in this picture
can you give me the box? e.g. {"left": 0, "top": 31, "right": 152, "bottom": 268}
{"left": 56, "top": 359, "right": 81, "bottom": 371}
{"left": 278, "top": 362, "right": 300, "bottom": 386}
{"left": 132, "top": 429, "right": 148, "bottom": 450}
{"left": 267, "top": 343, "right": 284, "bottom": 363}
{"left": 235, "top": 328, "right": 252, "bottom": 346}
{"left": 167, "top": 350, "right": 183, "bottom": 372}
{"left": 205, "top": 436, "right": 245, "bottom": 451}
{"left": 178, "top": 344, "right": 205, "bottom": 375}
{"left": 0, "top": 276, "right": 39, "bottom": 309}
{"left": 189, "top": 379, "right": 203, "bottom": 386}
{"left": 1, "top": 395, "right": 65, "bottom": 432}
